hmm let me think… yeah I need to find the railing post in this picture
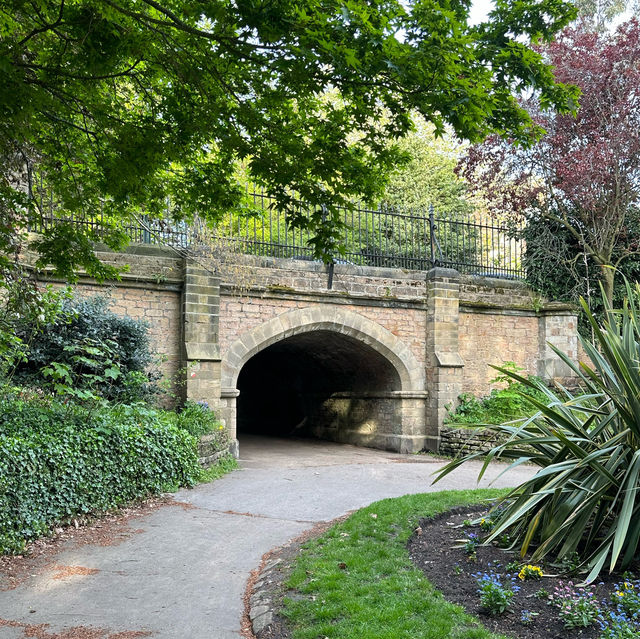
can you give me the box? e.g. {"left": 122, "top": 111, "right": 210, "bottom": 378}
{"left": 429, "top": 205, "right": 436, "bottom": 267}
{"left": 142, "top": 215, "right": 151, "bottom": 244}
{"left": 327, "top": 261, "right": 334, "bottom": 290}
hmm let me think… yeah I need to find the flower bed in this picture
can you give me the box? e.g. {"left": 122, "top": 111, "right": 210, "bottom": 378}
{"left": 408, "top": 506, "right": 640, "bottom": 639}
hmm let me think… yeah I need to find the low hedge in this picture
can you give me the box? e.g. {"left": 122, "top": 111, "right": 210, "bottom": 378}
{"left": 0, "top": 393, "right": 202, "bottom": 554}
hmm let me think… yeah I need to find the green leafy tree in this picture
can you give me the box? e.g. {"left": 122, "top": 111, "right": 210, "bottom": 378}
{"left": 1, "top": 0, "right": 578, "bottom": 282}
{"left": 377, "top": 120, "right": 481, "bottom": 268}
{"left": 383, "top": 121, "right": 472, "bottom": 219}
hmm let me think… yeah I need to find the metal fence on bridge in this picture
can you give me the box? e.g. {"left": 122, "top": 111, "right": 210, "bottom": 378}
{"left": 32, "top": 189, "right": 524, "bottom": 279}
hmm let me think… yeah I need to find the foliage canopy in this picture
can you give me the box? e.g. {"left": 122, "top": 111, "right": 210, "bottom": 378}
{"left": 383, "top": 119, "right": 472, "bottom": 220}
{"left": 1, "top": 0, "right": 579, "bottom": 277}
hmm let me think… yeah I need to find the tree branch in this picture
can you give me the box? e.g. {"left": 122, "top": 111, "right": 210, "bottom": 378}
{"left": 18, "top": 0, "right": 65, "bottom": 47}
{"left": 15, "top": 59, "right": 143, "bottom": 81}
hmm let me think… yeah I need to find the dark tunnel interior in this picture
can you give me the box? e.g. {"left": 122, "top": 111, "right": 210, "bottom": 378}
{"left": 236, "top": 330, "right": 401, "bottom": 437}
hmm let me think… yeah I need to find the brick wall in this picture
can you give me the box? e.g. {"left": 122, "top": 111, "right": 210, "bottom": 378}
{"left": 459, "top": 311, "right": 540, "bottom": 395}
{"left": 31, "top": 248, "right": 578, "bottom": 455}
{"left": 216, "top": 256, "right": 428, "bottom": 299}
{"left": 438, "top": 425, "right": 503, "bottom": 457}
{"left": 40, "top": 246, "right": 185, "bottom": 399}
{"left": 219, "top": 293, "right": 427, "bottom": 372}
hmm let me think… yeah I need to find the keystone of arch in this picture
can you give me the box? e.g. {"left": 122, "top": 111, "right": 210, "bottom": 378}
{"left": 222, "top": 307, "right": 423, "bottom": 391}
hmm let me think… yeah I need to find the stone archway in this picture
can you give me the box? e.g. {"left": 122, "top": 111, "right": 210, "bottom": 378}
{"left": 219, "top": 307, "right": 428, "bottom": 453}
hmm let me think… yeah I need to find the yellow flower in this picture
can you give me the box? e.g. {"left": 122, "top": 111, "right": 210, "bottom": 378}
{"left": 518, "top": 565, "right": 543, "bottom": 581}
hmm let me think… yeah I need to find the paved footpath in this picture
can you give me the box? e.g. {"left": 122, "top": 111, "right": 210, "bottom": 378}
{"left": 0, "top": 435, "right": 536, "bottom": 639}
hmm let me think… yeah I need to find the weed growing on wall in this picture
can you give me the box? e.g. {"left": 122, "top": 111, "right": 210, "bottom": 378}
{"left": 445, "top": 362, "right": 547, "bottom": 425}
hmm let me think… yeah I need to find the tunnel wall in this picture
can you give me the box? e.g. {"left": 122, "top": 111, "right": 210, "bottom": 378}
{"left": 34, "top": 247, "right": 578, "bottom": 454}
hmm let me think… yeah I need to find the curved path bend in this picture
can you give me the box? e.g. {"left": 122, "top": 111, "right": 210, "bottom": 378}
{"left": 0, "top": 435, "right": 536, "bottom": 639}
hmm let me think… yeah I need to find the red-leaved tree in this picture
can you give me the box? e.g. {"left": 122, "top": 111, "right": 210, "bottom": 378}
{"left": 459, "top": 19, "right": 640, "bottom": 304}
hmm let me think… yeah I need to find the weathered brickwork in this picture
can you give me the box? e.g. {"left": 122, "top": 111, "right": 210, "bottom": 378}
{"left": 37, "top": 248, "right": 578, "bottom": 456}
{"left": 216, "top": 256, "right": 428, "bottom": 299}
{"left": 438, "top": 425, "right": 503, "bottom": 458}
{"left": 459, "top": 276, "right": 540, "bottom": 308}
{"left": 577, "top": 341, "right": 594, "bottom": 369}
{"left": 459, "top": 311, "right": 540, "bottom": 396}
{"left": 439, "top": 425, "right": 537, "bottom": 458}
{"left": 218, "top": 293, "right": 427, "bottom": 372}
{"left": 424, "top": 268, "right": 464, "bottom": 450}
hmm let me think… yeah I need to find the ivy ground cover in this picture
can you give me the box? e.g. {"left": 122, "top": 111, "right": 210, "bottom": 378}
{"left": 0, "top": 392, "right": 203, "bottom": 554}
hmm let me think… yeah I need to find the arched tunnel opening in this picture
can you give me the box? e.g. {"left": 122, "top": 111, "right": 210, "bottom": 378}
{"left": 236, "top": 330, "right": 402, "bottom": 443}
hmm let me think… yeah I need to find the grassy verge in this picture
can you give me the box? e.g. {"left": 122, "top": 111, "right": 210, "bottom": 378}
{"left": 198, "top": 453, "right": 239, "bottom": 483}
{"left": 284, "top": 489, "right": 510, "bottom": 639}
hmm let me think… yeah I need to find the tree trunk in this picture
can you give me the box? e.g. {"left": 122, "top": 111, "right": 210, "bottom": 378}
{"left": 600, "top": 264, "right": 615, "bottom": 307}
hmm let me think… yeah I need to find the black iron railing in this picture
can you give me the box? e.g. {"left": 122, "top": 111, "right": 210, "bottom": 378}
{"left": 211, "top": 190, "right": 524, "bottom": 278}
{"left": 32, "top": 190, "right": 524, "bottom": 278}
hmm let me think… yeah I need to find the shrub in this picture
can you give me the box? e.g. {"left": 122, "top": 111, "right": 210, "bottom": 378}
{"left": 0, "top": 392, "right": 201, "bottom": 553}
{"left": 0, "top": 276, "right": 72, "bottom": 376}
{"left": 174, "top": 401, "right": 231, "bottom": 459}
{"left": 435, "top": 282, "right": 640, "bottom": 583}
{"left": 444, "top": 362, "right": 547, "bottom": 425}
{"left": 175, "top": 400, "right": 222, "bottom": 437}
{"left": 12, "top": 294, "right": 159, "bottom": 402}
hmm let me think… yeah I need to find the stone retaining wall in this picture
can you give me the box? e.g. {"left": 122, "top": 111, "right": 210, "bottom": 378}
{"left": 438, "top": 425, "right": 504, "bottom": 457}
{"left": 28, "top": 246, "right": 578, "bottom": 455}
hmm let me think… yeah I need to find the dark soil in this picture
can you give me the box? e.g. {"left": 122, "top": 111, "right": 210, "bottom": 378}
{"left": 252, "top": 506, "right": 635, "bottom": 639}
{"left": 406, "top": 506, "right": 625, "bottom": 639}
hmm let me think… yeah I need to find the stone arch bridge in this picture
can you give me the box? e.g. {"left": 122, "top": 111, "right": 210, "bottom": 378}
{"left": 73, "top": 246, "right": 577, "bottom": 454}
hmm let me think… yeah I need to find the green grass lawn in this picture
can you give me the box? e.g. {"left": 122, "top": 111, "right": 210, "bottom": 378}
{"left": 283, "top": 489, "right": 510, "bottom": 639}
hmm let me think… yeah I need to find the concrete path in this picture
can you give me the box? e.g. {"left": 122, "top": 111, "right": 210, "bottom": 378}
{"left": 0, "top": 435, "right": 536, "bottom": 639}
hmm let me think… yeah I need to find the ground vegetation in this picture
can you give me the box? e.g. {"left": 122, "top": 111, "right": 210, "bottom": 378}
{"left": 0, "top": 290, "right": 234, "bottom": 554}
{"left": 253, "top": 492, "right": 640, "bottom": 639}
{"left": 436, "top": 283, "right": 640, "bottom": 584}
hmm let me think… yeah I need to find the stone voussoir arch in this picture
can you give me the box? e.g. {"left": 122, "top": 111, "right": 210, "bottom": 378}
{"left": 222, "top": 306, "right": 423, "bottom": 392}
